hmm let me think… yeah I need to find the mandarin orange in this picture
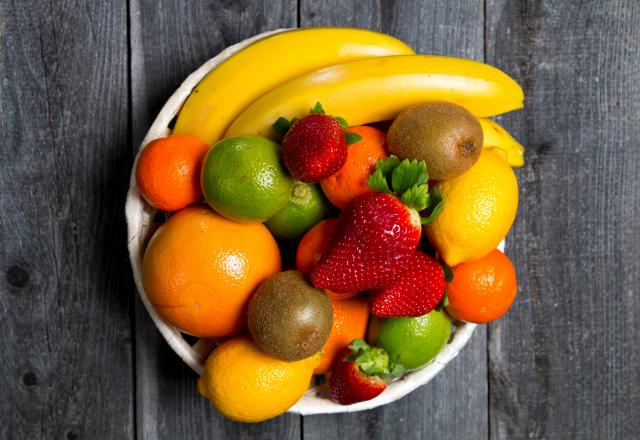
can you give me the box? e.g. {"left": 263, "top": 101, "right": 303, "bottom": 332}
{"left": 135, "top": 135, "right": 210, "bottom": 212}
{"left": 445, "top": 249, "right": 517, "bottom": 323}
{"left": 320, "top": 126, "right": 388, "bottom": 209}
{"left": 315, "top": 296, "right": 369, "bottom": 374}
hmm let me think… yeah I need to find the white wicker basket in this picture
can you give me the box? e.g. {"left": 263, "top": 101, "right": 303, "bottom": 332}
{"left": 125, "top": 29, "right": 496, "bottom": 415}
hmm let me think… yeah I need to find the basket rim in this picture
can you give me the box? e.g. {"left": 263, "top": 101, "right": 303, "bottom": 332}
{"left": 125, "top": 28, "right": 485, "bottom": 415}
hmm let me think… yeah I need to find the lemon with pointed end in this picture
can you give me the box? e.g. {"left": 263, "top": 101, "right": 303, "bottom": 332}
{"left": 426, "top": 148, "right": 518, "bottom": 266}
{"left": 198, "top": 336, "right": 320, "bottom": 423}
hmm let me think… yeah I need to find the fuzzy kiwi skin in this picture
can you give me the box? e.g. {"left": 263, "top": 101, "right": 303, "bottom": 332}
{"left": 388, "top": 102, "right": 483, "bottom": 181}
{"left": 247, "top": 270, "right": 333, "bottom": 361}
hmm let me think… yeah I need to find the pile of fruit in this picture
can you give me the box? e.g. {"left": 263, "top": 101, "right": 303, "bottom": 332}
{"left": 135, "top": 28, "right": 524, "bottom": 423}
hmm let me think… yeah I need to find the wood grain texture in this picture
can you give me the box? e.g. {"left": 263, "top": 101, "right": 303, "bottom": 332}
{"left": 0, "top": 1, "right": 134, "bottom": 439}
{"left": 486, "top": 0, "right": 640, "bottom": 438}
{"left": 130, "top": 1, "right": 299, "bottom": 439}
{"left": 299, "top": 2, "right": 488, "bottom": 439}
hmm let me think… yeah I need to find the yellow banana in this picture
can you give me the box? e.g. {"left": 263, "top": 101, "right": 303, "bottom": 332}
{"left": 479, "top": 118, "right": 525, "bottom": 167}
{"left": 226, "top": 55, "right": 524, "bottom": 139}
{"left": 173, "top": 28, "right": 414, "bottom": 145}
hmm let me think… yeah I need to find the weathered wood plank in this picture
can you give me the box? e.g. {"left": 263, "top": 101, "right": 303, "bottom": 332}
{"left": 486, "top": 1, "right": 640, "bottom": 438}
{"left": 299, "top": 2, "right": 488, "bottom": 439}
{"left": 130, "top": 1, "right": 299, "bottom": 438}
{"left": 0, "top": 1, "right": 134, "bottom": 439}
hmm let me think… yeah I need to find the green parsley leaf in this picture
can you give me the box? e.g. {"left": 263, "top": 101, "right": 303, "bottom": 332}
{"left": 344, "top": 132, "right": 363, "bottom": 145}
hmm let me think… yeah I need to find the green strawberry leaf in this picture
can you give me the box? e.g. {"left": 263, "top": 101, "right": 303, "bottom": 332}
{"left": 368, "top": 169, "right": 392, "bottom": 194}
{"left": 375, "top": 156, "right": 401, "bottom": 178}
{"left": 335, "top": 116, "right": 349, "bottom": 129}
{"left": 347, "top": 338, "right": 369, "bottom": 352}
{"left": 391, "top": 159, "right": 428, "bottom": 195}
{"left": 355, "top": 347, "right": 390, "bottom": 376}
{"left": 309, "top": 101, "right": 325, "bottom": 114}
{"left": 420, "top": 187, "right": 445, "bottom": 225}
{"left": 345, "top": 132, "right": 363, "bottom": 145}
{"left": 401, "top": 184, "right": 430, "bottom": 211}
{"left": 442, "top": 263, "right": 454, "bottom": 283}
{"left": 389, "top": 360, "right": 406, "bottom": 377}
{"left": 272, "top": 117, "right": 291, "bottom": 136}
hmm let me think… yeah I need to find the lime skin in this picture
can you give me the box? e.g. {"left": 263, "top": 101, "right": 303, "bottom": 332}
{"left": 265, "top": 182, "right": 331, "bottom": 240}
{"left": 371, "top": 308, "right": 452, "bottom": 370}
{"left": 201, "top": 136, "right": 294, "bottom": 222}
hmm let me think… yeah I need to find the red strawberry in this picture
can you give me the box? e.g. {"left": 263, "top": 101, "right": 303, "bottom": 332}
{"left": 329, "top": 339, "right": 403, "bottom": 405}
{"left": 369, "top": 250, "right": 446, "bottom": 317}
{"left": 282, "top": 113, "right": 347, "bottom": 182}
{"left": 310, "top": 191, "right": 421, "bottom": 293}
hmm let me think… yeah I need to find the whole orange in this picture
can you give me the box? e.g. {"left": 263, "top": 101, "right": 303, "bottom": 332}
{"left": 320, "top": 126, "right": 388, "bottom": 209}
{"left": 296, "top": 219, "right": 357, "bottom": 300}
{"left": 142, "top": 206, "right": 281, "bottom": 337}
{"left": 136, "top": 135, "right": 210, "bottom": 211}
{"left": 445, "top": 249, "right": 518, "bottom": 324}
{"left": 315, "top": 296, "right": 369, "bottom": 374}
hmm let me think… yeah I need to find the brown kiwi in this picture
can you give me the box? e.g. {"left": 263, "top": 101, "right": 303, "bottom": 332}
{"left": 247, "top": 270, "right": 333, "bottom": 361}
{"left": 387, "top": 102, "right": 483, "bottom": 180}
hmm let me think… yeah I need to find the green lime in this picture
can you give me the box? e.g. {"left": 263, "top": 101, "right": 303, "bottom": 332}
{"left": 201, "top": 136, "right": 294, "bottom": 222}
{"left": 371, "top": 308, "right": 452, "bottom": 370}
{"left": 265, "top": 182, "right": 331, "bottom": 239}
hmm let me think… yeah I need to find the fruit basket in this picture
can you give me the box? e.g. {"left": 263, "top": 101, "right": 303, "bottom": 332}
{"left": 126, "top": 28, "right": 517, "bottom": 417}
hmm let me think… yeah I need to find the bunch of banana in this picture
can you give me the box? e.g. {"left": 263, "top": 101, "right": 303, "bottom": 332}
{"left": 175, "top": 27, "right": 525, "bottom": 166}
{"left": 173, "top": 28, "right": 415, "bottom": 145}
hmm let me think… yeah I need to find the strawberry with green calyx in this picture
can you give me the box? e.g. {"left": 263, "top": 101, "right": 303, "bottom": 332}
{"left": 367, "top": 156, "right": 444, "bottom": 225}
{"left": 310, "top": 157, "right": 445, "bottom": 293}
{"left": 329, "top": 339, "right": 404, "bottom": 405}
{"left": 273, "top": 102, "right": 363, "bottom": 183}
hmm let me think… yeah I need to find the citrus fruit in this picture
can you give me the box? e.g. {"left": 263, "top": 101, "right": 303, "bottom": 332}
{"left": 198, "top": 336, "right": 320, "bottom": 423}
{"left": 135, "top": 135, "right": 210, "bottom": 211}
{"left": 296, "top": 218, "right": 337, "bottom": 276}
{"left": 314, "top": 295, "right": 369, "bottom": 374}
{"left": 446, "top": 249, "right": 518, "bottom": 323}
{"left": 142, "top": 206, "right": 281, "bottom": 337}
{"left": 320, "top": 126, "right": 388, "bottom": 209}
{"left": 426, "top": 148, "right": 518, "bottom": 266}
{"left": 265, "top": 182, "right": 331, "bottom": 240}
{"left": 201, "top": 135, "right": 294, "bottom": 222}
{"left": 370, "top": 308, "right": 452, "bottom": 370}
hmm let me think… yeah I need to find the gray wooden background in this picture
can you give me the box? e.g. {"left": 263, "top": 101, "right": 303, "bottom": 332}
{"left": 1, "top": 1, "right": 639, "bottom": 439}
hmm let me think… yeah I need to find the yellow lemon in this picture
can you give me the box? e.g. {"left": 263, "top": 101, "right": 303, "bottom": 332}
{"left": 197, "top": 336, "right": 320, "bottom": 423}
{"left": 426, "top": 148, "right": 518, "bottom": 266}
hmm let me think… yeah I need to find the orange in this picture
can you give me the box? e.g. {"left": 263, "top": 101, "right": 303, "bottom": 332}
{"left": 315, "top": 296, "right": 369, "bottom": 374}
{"left": 445, "top": 249, "right": 518, "bottom": 324}
{"left": 136, "top": 135, "right": 210, "bottom": 212}
{"left": 296, "top": 218, "right": 337, "bottom": 276}
{"left": 142, "top": 206, "right": 281, "bottom": 337}
{"left": 295, "top": 219, "right": 357, "bottom": 300}
{"left": 320, "top": 126, "right": 388, "bottom": 209}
